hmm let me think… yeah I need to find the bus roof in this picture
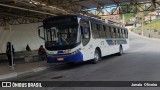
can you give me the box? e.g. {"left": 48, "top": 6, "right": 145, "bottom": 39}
{"left": 76, "top": 15, "right": 126, "bottom": 29}
{"left": 43, "top": 14, "right": 127, "bottom": 30}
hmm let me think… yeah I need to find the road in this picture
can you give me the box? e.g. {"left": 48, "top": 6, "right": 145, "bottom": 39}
{"left": 3, "top": 31, "right": 160, "bottom": 90}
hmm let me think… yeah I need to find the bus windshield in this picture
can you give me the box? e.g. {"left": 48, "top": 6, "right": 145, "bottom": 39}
{"left": 44, "top": 26, "right": 80, "bottom": 50}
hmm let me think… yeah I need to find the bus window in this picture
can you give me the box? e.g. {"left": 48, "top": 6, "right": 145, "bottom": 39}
{"left": 91, "top": 23, "right": 97, "bottom": 38}
{"left": 101, "top": 25, "right": 106, "bottom": 38}
{"left": 99, "top": 25, "right": 102, "bottom": 38}
{"left": 46, "top": 29, "right": 52, "bottom": 41}
{"left": 116, "top": 28, "right": 120, "bottom": 38}
{"left": 112, "top": 28, "right": 116, "bottom": 38}
{"left": 44, "top": 28, "right": 47, "bottom": 41}
{"left": 124, "top": 29, "right": 126, "bottom": 38}
{"left": 82, "top": 27, "right": 90, "bottom": 38}
{"left": 122, "top": 29, "right": 125, "bottom": 38}
{"left": 121, "top": 29, "right": 124, "bottom": 38}
{"left": 96, "top": 24, "right": 100, "bottom": 38}
{"left": 110, "top": 27, "right": 113, "bottom": 38}
{"left": 100, "top": 25, "right": 105, "bottom": 38}
{"left": 125, "top": 29, "right": 128, "bottom": 38}
{"left": 115, "top": 28, "right": 119, "bottom": 38}
{"left": 119, "top": 29, "right": 122, "bottom": 38}
{"left": 91, "top": 23, "right": 100, "bottom": 38}
{"left": 127, "top": 30, "right": 128, "bottom": 38}
{"left": 106, "top": 26, "right": 111, "bottom": 38}
{"left": 80, "top": 19, "right": 90, "bottom": 46}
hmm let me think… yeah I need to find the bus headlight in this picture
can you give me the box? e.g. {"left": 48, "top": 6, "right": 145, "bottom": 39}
{"left": 47, "top": 53, "right": 52, "bottom": 57}
{"left": 71, "top": 50, "right": 79, "bottom": 55}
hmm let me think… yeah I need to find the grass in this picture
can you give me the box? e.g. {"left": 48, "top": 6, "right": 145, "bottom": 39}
{"left": 136, "top": 20, "right": 160, "bottom": 30}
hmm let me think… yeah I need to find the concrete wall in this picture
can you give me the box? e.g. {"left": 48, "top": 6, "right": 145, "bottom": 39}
{"left": 0, "top": 23, "right": 44, "bottom": 53}
{"left": 132, "top": 29, "right": 160, "bottom": 39}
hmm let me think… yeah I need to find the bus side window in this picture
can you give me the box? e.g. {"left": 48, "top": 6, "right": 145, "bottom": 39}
{"left": 96, "top": 24, "right": 100, "bottom": 38}
{"left": 122, "top": 29, "right": 124, "bottom": 38}
{"left": 115, "top": 28, "right": 119, "bottom": 38}
{"left": 106, "top": 26, "right": 110, "bottom": 38}
{"left": 124, "top": 29, "right": 126, "bottom": 38}
{"left": 112, "top": 28, "right": 116, "bottom": 38}
{"left": 99, "top": 25, "right": 105, "bottom": 38}
{"left": 119, "top": 29, "right": 122, "bottom": 38}
{"left": 127, "top": 30, "right": 128, "bottom": 38}
{"left": 125, "top": 29, "right": 128, "bottom": 38}
{"left": 110, "top": 27, "right": 113, "bottom": 38}
{"left": 102, "top": 25, "right": 106, "bottom": 38}
{"left": 46, "top": 29, "right": 52, "bottom": 41}
{"left": 111, "top": 27, "right": 115, "bottom": 38}
{"left": 122, "top": 29, "right": 125, "bottom": 38}
{"left": 81, "top": 27, "right": 90, "bottom": 39}
{"left": 80, "top": 19, "right": 90, "bottom": 46}
{"left": 117, "top": 28, "right": 120, "bottom": 38}
{"left": 80, "top": 26, "right": 84, "bottom": 38}
{"left": 91, "top": 23, "right": 97, "bottom": 38}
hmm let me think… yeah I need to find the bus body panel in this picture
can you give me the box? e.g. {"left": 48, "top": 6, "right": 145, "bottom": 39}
{"left": 46, "top": 44, "right": 85, "bottom": 63}
{"left": 47, "top": 51, "right": 83, "bottom": 63}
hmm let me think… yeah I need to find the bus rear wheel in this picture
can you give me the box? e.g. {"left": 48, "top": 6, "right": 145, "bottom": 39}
{"left": 91, "top": 49, "right": 101, "bottom": 64}
{"left": 118, "top": 45, "right": 123, "bottom": 56}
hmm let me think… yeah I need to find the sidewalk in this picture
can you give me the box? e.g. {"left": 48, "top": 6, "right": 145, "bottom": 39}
{"left": 0, "top": 60, "right": 51, "bottom": 80}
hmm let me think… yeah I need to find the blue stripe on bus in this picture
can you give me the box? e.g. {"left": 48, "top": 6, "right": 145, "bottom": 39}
{"left": 106, "top": 40, "right": 115, "bottom": 45}
{"left": 106, "top": 40, "right": 127, "bottom": 45}
{"left": 47, "top": 51, "right": 83, "bottom": 63}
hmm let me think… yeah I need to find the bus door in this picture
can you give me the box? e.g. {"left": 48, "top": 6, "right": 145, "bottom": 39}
{"left": 80, "top": 19, "right": 92, "bottom": 60}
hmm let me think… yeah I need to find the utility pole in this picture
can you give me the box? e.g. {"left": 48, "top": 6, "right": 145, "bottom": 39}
{"left": 122, "top": 14, "right": 125, "bottom": 27}
{"left": 141, "top": 16, "right": 144, "bottom": 36}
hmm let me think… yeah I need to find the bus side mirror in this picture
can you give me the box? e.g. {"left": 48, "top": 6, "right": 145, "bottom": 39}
{"left": 38, "top": 29, "right": 40, "bottom": 36}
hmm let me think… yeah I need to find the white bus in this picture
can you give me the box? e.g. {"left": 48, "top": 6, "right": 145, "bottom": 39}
{"left": 38, "top": 15, "right": 129, "bottom": 64}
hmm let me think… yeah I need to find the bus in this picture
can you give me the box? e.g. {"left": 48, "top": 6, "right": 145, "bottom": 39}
{"left": 38, "top": 15, "right": 129, "bottom": 64}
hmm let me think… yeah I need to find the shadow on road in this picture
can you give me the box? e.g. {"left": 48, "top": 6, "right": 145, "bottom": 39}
{"left": 49, "top": 53, "right": 126, "bottom": 71}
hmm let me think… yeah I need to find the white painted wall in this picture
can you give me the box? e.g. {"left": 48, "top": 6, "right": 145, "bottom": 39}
{"left": 0, "top": 23, "right": 44, "bottom": 53}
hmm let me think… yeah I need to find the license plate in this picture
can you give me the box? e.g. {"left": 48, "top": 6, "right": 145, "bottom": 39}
{"left": 57, "top": 58, "right": 64, "bottom": 61}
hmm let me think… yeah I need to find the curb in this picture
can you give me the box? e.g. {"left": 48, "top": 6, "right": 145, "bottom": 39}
{"left": 0, "top": 73, "right": 17, "bottom": 80}
{"left": 0, "top": 66, "right": 49, "bottom": 80}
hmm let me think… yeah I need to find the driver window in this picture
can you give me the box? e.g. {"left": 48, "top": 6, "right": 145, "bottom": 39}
{"left": 80, "top": 19, "right": 90, "bottom": 46}
{"left": 50, "top": 27, "right": 58, "bottom": 41}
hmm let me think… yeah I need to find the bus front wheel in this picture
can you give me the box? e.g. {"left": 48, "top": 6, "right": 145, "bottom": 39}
{"left": 91, "top": 49, "right": 101, "bottom": 64}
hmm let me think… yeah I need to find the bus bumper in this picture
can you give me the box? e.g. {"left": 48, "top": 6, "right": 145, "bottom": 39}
{"left": 46, "top": 51, "right": 83, "bottom": 63}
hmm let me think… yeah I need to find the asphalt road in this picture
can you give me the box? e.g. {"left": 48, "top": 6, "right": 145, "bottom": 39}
{"left": 2, "top": 31, "right": 160, "bottom": 90}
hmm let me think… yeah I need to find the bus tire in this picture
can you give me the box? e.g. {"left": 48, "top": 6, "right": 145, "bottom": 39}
{"left": 118, "top": 45, "right": 123, "bottom": 56}
{"left": 91, "top": 49, "right": 101, "bottom": 64}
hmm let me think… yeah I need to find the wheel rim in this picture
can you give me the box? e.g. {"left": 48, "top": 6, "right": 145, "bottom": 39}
{"left": 94, "top": 51, "right": 99, "bottom": 62}
{"left": 120, "top": 47, "right": 123, "bottom": 54}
